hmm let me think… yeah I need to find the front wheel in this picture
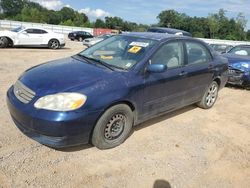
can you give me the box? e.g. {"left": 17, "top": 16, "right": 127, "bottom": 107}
{"left": 92, "top": 104, "right": 133, "bottom": 149}
{"left": 197, "top": 81, "right": 219, "bottom": 109}
{"left": 0, "top": 37, "right": 9, "bottom": 48}
{"left": 48, "top": 39, "right": 60, "bottom": 49}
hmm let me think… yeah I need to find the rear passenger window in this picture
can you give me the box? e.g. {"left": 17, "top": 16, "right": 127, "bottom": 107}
{"left": 151, "top": 42, "right": 184, "bottom": 68}
{"left": 186, "top": 42, "right": 212, "bottom": 65}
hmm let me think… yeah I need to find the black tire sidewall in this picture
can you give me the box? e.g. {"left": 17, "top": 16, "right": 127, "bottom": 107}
{"left": 92, "top": 104, "right": 133, "bottom": 149}
{"left": 0, "top": 37, "right": 8, "bottom": 48}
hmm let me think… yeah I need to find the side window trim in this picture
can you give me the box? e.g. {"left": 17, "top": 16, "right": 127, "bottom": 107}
{"left": 184, "top": 40, "right": 213, "bottom": 66}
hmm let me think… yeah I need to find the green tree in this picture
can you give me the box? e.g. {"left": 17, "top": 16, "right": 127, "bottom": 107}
{"left": 157, "top": 10, "right": 186, "bottom": 28}
{"left": 20, "top": 6, "right": 44, "bottom": 23}
{"left": 105, "top": 16, "right": 124, "bottom": 29}
{"left": 207, "top": 14, "right": 220, "bottom": 38}
{"left": 94, "top": 19, "right": 106, "bottom": 28}
{"left": 236, "top": 13, "right": 247, "bottom": 40}
{"left": 0, "top": 0, "right": 26, "bottom": 17}
{"left": 247, "top": 30, "right": 250, "bottom": 41}
{"left": 59, "top": 7, "right": 75, "bottom": 22}
{"left": 60, "top": 19, "right": 75, "bottom": 26}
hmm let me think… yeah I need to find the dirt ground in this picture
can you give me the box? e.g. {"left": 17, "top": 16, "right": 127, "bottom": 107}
{"left": 0, "top": 40, "right": 249, "bottom": 188}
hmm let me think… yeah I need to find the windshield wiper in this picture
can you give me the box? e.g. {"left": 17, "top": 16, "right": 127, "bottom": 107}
{"left": 77, "top": 54, "right": 114, "bottom": 71}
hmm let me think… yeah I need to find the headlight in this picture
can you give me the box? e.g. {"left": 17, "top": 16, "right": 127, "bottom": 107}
{"left": 241, "top": 62, "right": 250, "bottom": 69}
{"left": 34, "top": 93, "right": 87, "bottom": 111}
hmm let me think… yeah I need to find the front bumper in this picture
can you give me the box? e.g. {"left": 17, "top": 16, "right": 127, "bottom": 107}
{"left": 7, "top": 87, "right": 102, "bottom": 148}
{"left": 228, "top": 69, "right": 250, "bottom": 87}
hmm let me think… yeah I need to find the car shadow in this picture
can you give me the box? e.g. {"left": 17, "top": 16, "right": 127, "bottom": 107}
{"left": 226, "top": 83, "right": 249, "bottom": 90}
{"left": 134, "top": 104, "right": 197, "bottom": 132}
{"left": 153, "top": 179, "right": 171, "bottom": 188}
{"left": 56, "top": 144, "right": 93, "bottom": 152}
{"left": 58, "top": 104, "right": 197, "bottom": 152}
{"left": 11, "top": 47, "right": 71, "bottom": 50}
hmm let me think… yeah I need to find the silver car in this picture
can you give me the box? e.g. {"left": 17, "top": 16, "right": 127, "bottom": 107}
{"left": 83, "top": 34, "right": 113, "bottom": 47}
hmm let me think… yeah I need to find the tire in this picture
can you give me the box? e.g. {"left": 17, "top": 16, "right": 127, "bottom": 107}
{"left": 92, "top": 104, "right": 133, "bottom": 149}
{"left": 0, "top": 37, "right": 9, "bottom": 48}
{"left": 78, "top": 37, "right": 83, "bottom": 42}
{"left": 48, "top": 39, "right": 60, "bottom": 49}
{"left": 197, "top": 81, "right": 219, "bottom": 109}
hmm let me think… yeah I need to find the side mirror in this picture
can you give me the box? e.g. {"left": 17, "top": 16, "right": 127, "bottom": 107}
{"left": 147, "top": 64, "right": 167, "bottom": 73}
{"left": 22, "top": 31, "right": 27, "bottom": 34}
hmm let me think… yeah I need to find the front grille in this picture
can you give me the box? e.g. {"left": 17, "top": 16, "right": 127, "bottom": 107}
{"left": 13, "top": 80, "right": 36, "bottom": 104}
{"left": 228, "top": 67, "right": 244, "bottom": 76}
{"left": 228, "top": 67, "right": 244, "bottom": 83}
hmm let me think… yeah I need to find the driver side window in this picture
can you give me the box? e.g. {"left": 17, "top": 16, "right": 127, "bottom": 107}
{"left": 151, "top": 42, "right": 184, "bottom": 68}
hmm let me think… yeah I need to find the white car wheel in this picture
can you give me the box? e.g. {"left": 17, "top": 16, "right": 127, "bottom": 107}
{"left": 48, "top": 39, "right": 60, "bottom": 49}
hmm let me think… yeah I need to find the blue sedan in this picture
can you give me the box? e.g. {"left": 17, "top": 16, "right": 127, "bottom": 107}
{"left": 223, "top": 45, "right": 250, "bottom": 89}
{"left": 7, "top": 32, "right": 228, "bottom": 149}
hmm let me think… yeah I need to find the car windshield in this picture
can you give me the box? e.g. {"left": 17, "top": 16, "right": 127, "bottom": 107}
{"left": 79, "top": 35, "right": 158, "bottom": 70}
{"left": 11, "top": 26, "right": 24, "bottom": 32}
{"left": 228, "top": 46, "right": 250, "bottom": 56}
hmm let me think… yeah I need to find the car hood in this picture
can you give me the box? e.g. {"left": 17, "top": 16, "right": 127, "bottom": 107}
{"left": 19, "top": 56, "right": 118, "bottom": 96}
{"left": 0, "top": 30, "right": 16, "bottom": 37}
{"left": 223, "top": 53, "right": 250, "bottom": 64}
{"left": 223, "top": 53, "right": 250, "bottom": 72}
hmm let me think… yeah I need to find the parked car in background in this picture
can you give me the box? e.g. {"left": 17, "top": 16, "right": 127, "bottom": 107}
{"left": 0, "top": 26, "right": 65, "bottom": 49}
{"left": 209, "top": 44, "right": 233, "bottom": 54}
{"left": 223, "top": 45, "right": 250, "bottom": 89}
{"left": 68, "top": 31, "right": 93, "bottom": 41}
{"left": 7, "top": 32, "right": 228, "bottom": 149}
{"left": 147, "top": 27, "right": 192, "bottom": 37}
{"left": 83, "top": 34, "right": 114, "bottom": 47}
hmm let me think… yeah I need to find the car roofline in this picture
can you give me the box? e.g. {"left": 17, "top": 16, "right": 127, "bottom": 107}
{"left": 120, "top": 32, "right": 192, "bottom": 41}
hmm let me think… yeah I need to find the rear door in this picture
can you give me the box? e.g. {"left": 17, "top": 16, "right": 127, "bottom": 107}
{"left": 181, "top": 41, "right": 214, "bottom": 104}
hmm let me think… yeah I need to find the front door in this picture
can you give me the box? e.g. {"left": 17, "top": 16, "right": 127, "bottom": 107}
{"left": 141, "top": 41, "right": 188, "bottom": 119}
{"left": 18, "top": 29, "right": 44, "bottom": 45}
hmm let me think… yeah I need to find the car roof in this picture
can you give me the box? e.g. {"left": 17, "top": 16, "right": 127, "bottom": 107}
{"left": 148, "top": 27, "right": 192, "bottom": 36}
{"left": 23, "top": 27, "right": 50, "bottom": 31}
{"left": 232, "top": 45, "right": 250, "bottom": 47}
{"left": 121, "top": 32, "right": 190, "bottom": 41}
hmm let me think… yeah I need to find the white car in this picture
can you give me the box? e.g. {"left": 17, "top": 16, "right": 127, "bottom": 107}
{"left": 0, "top": 26, "right": 65, "bottom": 49}
{"left": 83, "top": 34, "right": 114, "bottom": 47}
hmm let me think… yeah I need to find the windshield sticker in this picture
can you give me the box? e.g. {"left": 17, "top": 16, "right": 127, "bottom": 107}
{"left": 129, "top": 42, "right": 149, "bottom": 47}
{"left": 128, "top": 46, "right": 142, "bottom": 53}
{"left": 100, "top": 55, "right": 113, "bottom": 60}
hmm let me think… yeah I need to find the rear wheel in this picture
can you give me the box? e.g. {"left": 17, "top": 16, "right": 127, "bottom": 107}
{"left": 197, "top": 81, "right": 219, "bottom": 109}
{"left": 48, "top": 39, "right": 60, "bottom": 49}
{"left": 0, "top": 37, "right": 9, "bottom": 48}
{"left": 78, "top": 37, "right": 83, "bottom": 42}
{"left": 92, "top": 104, "right": 133, "bottom": 149}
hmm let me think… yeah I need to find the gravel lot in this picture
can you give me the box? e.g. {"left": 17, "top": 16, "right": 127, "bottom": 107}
{"left": 0, "top": 40, "right": 250, "bottom": 188}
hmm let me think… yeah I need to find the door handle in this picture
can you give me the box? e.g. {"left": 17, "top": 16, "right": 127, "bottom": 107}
{"left": 179, "top": 71, "right": 188, "bottom": 76}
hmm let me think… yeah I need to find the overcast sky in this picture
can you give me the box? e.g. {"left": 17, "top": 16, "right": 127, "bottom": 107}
{"left": 31, "top": 0, "right": 250, "bottom": 29}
